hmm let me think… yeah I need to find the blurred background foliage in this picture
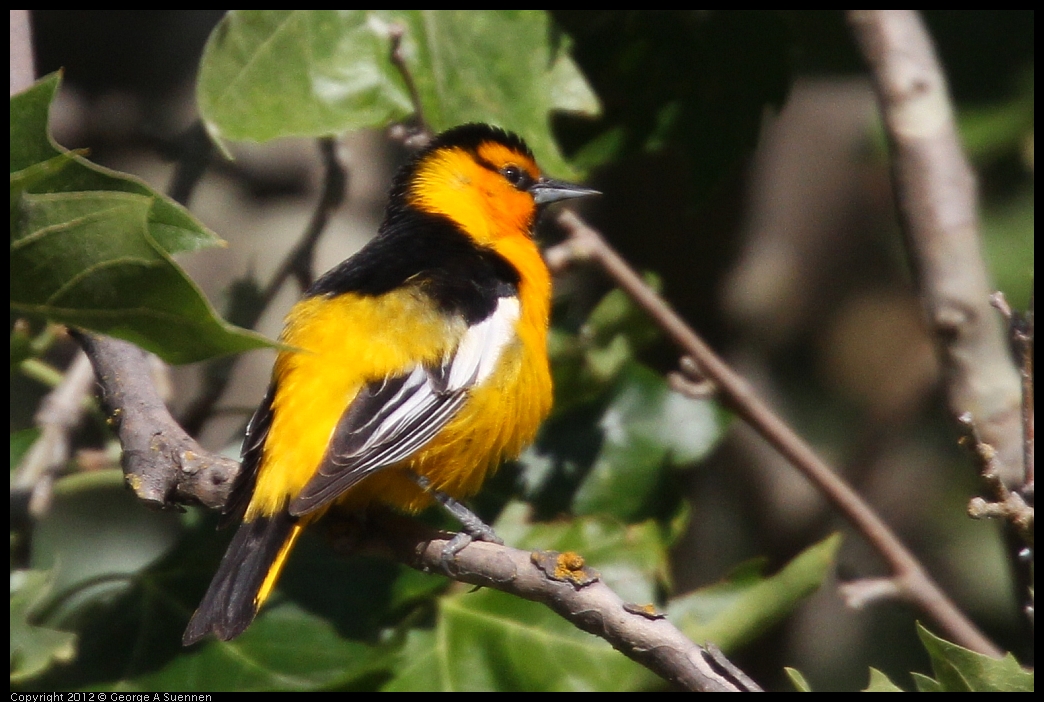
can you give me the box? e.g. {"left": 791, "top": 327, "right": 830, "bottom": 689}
{"left": 11, "top": 10, "right": 1033, "bottom": 691}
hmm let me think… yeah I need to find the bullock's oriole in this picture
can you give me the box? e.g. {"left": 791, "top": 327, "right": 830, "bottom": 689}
{"left": 183, "top": 123, "right": 597, "bottom": 644}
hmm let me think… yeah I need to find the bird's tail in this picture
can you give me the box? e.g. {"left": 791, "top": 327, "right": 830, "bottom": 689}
{"left": 183, "top": 510, "right": 303, "bottom": 645}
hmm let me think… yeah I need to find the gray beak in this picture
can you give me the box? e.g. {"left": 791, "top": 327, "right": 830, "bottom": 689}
{"left": 530, "top": 177, "right": 601, "bottom": 205}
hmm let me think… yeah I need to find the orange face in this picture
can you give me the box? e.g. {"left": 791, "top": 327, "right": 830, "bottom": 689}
{"left": 408, "top": 142, "right": 542, "bottom": 248}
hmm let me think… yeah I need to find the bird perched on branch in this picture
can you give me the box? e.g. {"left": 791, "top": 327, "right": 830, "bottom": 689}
{"left": 183, "top": 123, "right": 598, "bottom": 644}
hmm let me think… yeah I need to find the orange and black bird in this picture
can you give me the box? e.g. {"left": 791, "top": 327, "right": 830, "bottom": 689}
{"left": 183, "top": 123, "right": 598, "bottom": 644}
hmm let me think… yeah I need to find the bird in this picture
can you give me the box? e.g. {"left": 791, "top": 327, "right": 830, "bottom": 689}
{"left": 183, "top": 123, "right": 599, "bottom": 645}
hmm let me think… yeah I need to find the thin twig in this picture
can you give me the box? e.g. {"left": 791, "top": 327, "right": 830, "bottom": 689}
{"left": 668, "top": 357, "right": 717, "bottom": 399}
{"left": 703, "top": 644, "right": 764, "bottom": 692}
{"left": 1020, "top": 293, "right": 1034, "bottom": 487}
{"left": 12, "top": 351, "right": 96, "bottom": 516}
{"left": 550, "top": 209, "right": 1003, "bottom": 658}
{"left": 848, "top": 10, "right": 1024, "bottom": 489}
{"left": 180, "top": 137, "right": 348, "bottom": 435}
{"left": 388, "top": 23, "right": 430, "bottom": 139}
{"left": 838, "top": 577, "right": 903, "bottom": 609}
{"left": 995, "top": 290, "right": 1034, "bottom": 488}
{"left": 261, "top": 137, "right": 348, "bottom": 306}
{"left": 166, "top": 120, "right": 214, "bottom": 208}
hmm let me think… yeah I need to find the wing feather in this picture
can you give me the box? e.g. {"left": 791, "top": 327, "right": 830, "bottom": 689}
{"left": 288, "top": 297, "right": 520, "bottom": 516}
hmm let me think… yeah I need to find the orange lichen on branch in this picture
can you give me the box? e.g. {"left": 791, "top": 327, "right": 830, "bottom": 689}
{"left": 531, "top": 549, "right": 599, "bottom": 588}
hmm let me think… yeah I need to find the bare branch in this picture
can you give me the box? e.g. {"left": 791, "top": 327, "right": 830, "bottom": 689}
{"left": 342, "top": 510, "right": 756, "bottom": 692}
{"left": 988, "top": 292, "right": 1033, "bottom": 484}
{"left": 551, "top": 209, "right": 1003, "bottom": 658}
{"left": 839, "top": 577, "right": 904, "bottom": 609}
{"left": 12, "top": 350, "right": 95, "bottom": 516}
{"left": 72, "top": 331, "right": 240, "bottom": 511}
{"left": 9, "top": 10, "right": 35, "bottom": 97}
{"left": 388, "top": 23, "right": 430, "bottom": 140}
{"left": 848, "top": 10, "right": 1024, "bottom": 488}
{"left": 262, "top": 137, "right": 348, "bottom": 306}
{"left": 180, "top": 137, "right": 348, "bottom": 435}
{"left": 166, "top": 120, "right": 215, "bottom": 208}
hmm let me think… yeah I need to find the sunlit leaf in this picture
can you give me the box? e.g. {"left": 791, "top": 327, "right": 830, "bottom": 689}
{"left": 197, "top": 11, "right": 599, "bottom": 177}
{"left": 864, "top": 667, "right": 905, "bottom": 692}
{"left": 383, "top": 589, "right": 652, "bottom": 691}
{"left": 11, "top": 191, "right": 271, "bottom": 364}
{"left": 784, "top": 666, "right": 812, "bottom": 692}
{"left": 11, "top": 73, "right": 223, "bottom": 256}
{"left": 916, "top": 623, "right": 1033, "bottom": 692}
{"left": 10, "top": 73, "right": 272, "bottom": 363}
{"left": 198, "top": 11, "right": 413, "bottom": 145}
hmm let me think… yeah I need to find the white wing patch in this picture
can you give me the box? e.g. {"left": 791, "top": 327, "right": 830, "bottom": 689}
{"left": 446, "top": 297, "right": 520, "bottom": 390}
{"left": 288, "top": 297, "right": 520, "bottom": 516}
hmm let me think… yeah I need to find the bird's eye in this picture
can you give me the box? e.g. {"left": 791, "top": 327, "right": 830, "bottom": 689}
{"left": 501, "top": 164, "right": 530, "bottom": 189}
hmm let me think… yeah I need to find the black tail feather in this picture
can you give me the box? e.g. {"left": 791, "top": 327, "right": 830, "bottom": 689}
{"left": 183, "top": 511, "right": 298, "bottom": 645}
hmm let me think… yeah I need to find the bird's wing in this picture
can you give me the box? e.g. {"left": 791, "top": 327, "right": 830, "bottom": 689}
{"left": 288, "top": 297, "right": 520, "bottom": 516}
{"left": 222, "top": 384, "right": 277, "bottom": 526}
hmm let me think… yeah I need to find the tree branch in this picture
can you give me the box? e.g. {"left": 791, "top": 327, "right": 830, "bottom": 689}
{"left": 9, "top": 10, "right": 34, "bottom": 97}
{"left": 847, "top": 10, "right": 1024, "bottom": 489}
{"left": 12, "top": 349, "right": 95, "bottom": 516}
{"left": 72, "top": 331, "right": 240, "bottom": 510}
{"left": 180, "top": 137, "right": 348, "bottom": 435}
{"left": 260, "top": 137, "right": 348, "bottom": 304}
{"left": 343, "top": 510, "right": 758, "bottom": 692}
{"left": 546, "top": 209, "right": 1003, "bottom": 658}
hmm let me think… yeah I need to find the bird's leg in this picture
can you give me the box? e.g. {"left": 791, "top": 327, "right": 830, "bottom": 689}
{"left": 409, "top": 473, "right": 502, "bottom": 571}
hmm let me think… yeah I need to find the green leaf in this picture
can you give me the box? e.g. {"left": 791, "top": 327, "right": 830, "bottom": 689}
{"left": 10, "top": 73, "right": 272, "bottom": 364}
{"left": 391, "top": 10, "right": 597, "bottom": 176}
{"left": 10, "top": 427, "right": 41, "bottom": 468}
{"left": 11, "top": 73, "right": 222, "bottom": 256}
{"left": 10, "top": 570, "right": 79, "bottom": 684}
{"left": 864, "top": 667, "right": 905, "bottom": 692}
{"left": 24, "top": 508, "right": 405, "bottom": 691}
{"left": 383, "top": 588, "right": 651, "bottom": 691}
{"left": 916, "top": 623, "right": 1033, "bottom": 692}
{"left": 784, "top": 666, "right": 812, "bottom": 692}
{"left": 197, "top": 11, "right": 599, "bottom": 177}
{"left": 548, "top": 281, "right": 662, "bottom": 414}
{"left": 12, "top": 191, "right": 272, "bottom": 364}
{"left": 30, "top": 470, "right": 182, "bottom": 625}
{"left": 911, "top": 672, "right": 943, "bottom": 692}
{"left": 572, "top": 363, "right": 726, "bottom": 520}
{"left": 129, "top": 602, "right": 385, "bottom": 691}
{"left": 667, "top": 533, "right": 841, "bottom": 652}
{"left": 197, "top": 11, "right": 414, "bottom": 146}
